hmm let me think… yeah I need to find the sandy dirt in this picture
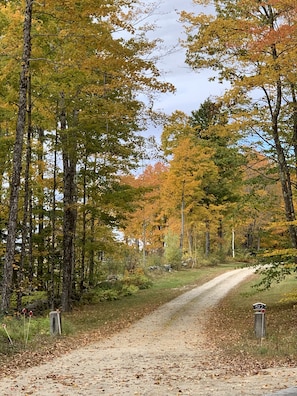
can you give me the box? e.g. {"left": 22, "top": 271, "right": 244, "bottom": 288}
{"left": 0, "top": 267, "right": 296, "bottom": 396}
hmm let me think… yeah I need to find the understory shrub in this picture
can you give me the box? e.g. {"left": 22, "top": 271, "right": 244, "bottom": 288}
{"left": 164, "top": 232, "right": 182, "bottom": 270}
{"left": 81, "top": 270, "right": 152, "bottom": 304}
{"left": 123, "top": 271, "right": 153, "bottom": 290}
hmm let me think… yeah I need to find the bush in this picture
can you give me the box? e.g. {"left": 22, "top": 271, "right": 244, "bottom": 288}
{"left": 80, "top": 270, "right": 152, "bottom": 305}
{"left": 121, "top": 284, "right": 139, "bottom": 296}
{"left": 81, "top": 288, "right": 120, "bottom": 303}
{"left": 123, "top": 272, "right": 152, "bottom": 290}
{"left": 164, "top": 231, "right": 182, "bottom": 269}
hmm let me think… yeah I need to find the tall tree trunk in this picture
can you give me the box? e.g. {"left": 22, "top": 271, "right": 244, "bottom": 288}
{"left": 290, "top": 84, "right": 297, "bottom": 179}
{"left": 49, "top": 128, "right": 58, "bottom": 309}
{"left": 205, "top": 220, "right": 210, "bottom": 257}
{"left": 274, "top": 140, "right": 297, "bottom": 248}
{"left": 60, "top": 95, "right": 78, "bottom": 312}
{"left": 88, "top": 157, "right": 97, "bottom": 287}
{"left": 267, "top": 33, "right": 297, "bottom": 250}
{"left": 187, "top": 225, "right": 194, "bottom": 257}
{"left": 217, "top": 218, "right": 223, "bottom": 253}
{"left": 37, "top": 128, "right": 45, "bottom": 290}
{"left": 17, "top": 73, "right": 33, "bottom": 311}
{"left": 0, "top": 128, "right": 11, "bottom": 203}
{"left": 231, "top": 226, "right": 235, "bottom": 258}
{"left": 180, "top": 180, "right": 185, "bottom": 253}
{"left": 80, "top": 161, "right": 87, "bottom": 295}
{"left": 246, "top": 222, "right": 254, "bottom": 250}
{"left": 269, "top": 78, "right": 297, "bottom": 249}
{"left": 1, "top": 0, "right": 33, "bottom": 314}
{"left": 88, "top": 214, "right": 95, "bottom": 287}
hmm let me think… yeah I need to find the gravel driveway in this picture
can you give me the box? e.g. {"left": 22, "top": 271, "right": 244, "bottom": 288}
{"left": 0, "top": 267, "right": 296, "bottom": 395}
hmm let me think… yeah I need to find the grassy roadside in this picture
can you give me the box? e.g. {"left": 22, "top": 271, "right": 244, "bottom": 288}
{"left": 2, "top": 263, "right": 295, "bottom": 376}
{"left": 65, "top": 263, "right": 236, "bottom": 334}
{"left": 0, "top": 263, "right": 236, "bottom": 375}
{"left": 205, "top": 272, "right": 297, "bottom": 369}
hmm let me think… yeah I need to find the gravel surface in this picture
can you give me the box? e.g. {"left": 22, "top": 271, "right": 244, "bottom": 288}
{"left": 0, "top": 267, "right": 296, "bottom": 395}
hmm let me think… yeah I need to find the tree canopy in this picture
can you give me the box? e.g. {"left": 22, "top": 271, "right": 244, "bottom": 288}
{"left": 1, "top": 1, "right": 296, "bottom": 315}
{"left": 181, "top": 0, "right": 297, "bottom": 279}
{"left": 0, "top": 0, "right": 174, "bottom": 313}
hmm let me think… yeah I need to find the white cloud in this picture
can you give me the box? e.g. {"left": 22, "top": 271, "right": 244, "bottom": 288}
{"left": 142, "top": 1, "right": 225, "bottom": 139}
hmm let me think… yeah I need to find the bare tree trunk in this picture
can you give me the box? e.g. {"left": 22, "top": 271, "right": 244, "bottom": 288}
{"left": 36, "top": 128, "right": 45, "bottom": 290}
{"left": 187, "top": 225, "right": 194, "bottom": 257}
{"left": 180, "top": 180, "right": 185, "bottom": 253}
{"left": 49, "top": 128, "right": 58, "bottom": 310}
{"left": 275, "top": 141, "right": 297, "bottom": 248}
{"left": 88, "top": 215, "right": 95, "bottom": 287}
{"left": 80, "top": 161, "right": 87, "bottom": 295}
{"left": 1, "top": 0, "right": 33, "bottom": 314}
{"left": 61, "top": 153, "right": 77, "bottom": 311}
{"left": 217, "top": 218, "right": 223, "bottom": 253}
{"left": 231, "top": 226, "right": 235, "bottom": 258}
{"left": 17, "top": 73, "right": 33, "bottom": 311}
{"left": 266, "top": 27, "right": 297, "bottom": 250}
{"left": 270, "top": 79, "right": 297, "bottom": 249}
{"left": 205, "top": 220, "right": 210, "bottom": 257}
{"left": 290, "top": 83, "right": 297, "bottom": 179}
{"left": 60, "top": 95, "right": 78, "bottom": 312}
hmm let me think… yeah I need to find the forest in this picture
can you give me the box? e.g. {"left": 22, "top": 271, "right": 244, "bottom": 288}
{"left": 1, "top": 0, "right": 297, "bottom": 314}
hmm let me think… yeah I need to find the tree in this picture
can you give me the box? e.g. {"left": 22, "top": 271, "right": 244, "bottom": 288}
{"left": 160, "top": 104, "right": 245, "bottom": 258}
{"left": 190, "top": 99, "right": 246, "bottom": 254}
{"left": 1, "top": 0, "right": 33, "bottom": 314}
{"left": 0, "top": 1, "right": 174, "bottom": 312}
{"left": 121, "top": 162, "right": 168, "bottom": 260}
{"left": 181, "top": 0, "right": 297, "bottom": 254}
{"left": 233, "top": 150, "right": 284, "bottom": 253}
{"left": 161, "top": 112, "right": 219, "bottom": 257}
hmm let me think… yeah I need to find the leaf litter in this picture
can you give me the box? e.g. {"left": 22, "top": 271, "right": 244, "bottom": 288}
{"left": 0, "top": 268, "right": 296, "bottom": 395}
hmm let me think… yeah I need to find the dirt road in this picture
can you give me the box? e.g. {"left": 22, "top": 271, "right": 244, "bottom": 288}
{"left": 0, "top": 267, "right": 296, "bottom": 395}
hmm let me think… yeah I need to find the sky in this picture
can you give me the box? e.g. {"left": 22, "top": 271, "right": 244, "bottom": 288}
{"left": 145, "top": 0, "right": 226, "bottom": 120}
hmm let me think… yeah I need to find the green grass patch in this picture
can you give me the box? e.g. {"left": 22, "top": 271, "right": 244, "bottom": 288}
{"left": 0, "top": 314, "right": 51, "bottom": 356}
{"left": 64, "top": 264, "right": 237, "bottom": 335}
{"left": 149, "top": 263, "right": 237, "bottom": 289}
{"left": 206, "top": 273, "right": 297, "bottom": 362}
{"left": 0, "top": 264, "right": 238, "bottom": 359}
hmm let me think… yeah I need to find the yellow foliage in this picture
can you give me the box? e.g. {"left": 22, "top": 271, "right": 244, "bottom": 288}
{"left": 280, "top": 292, "right": 297, "bottom": 304}
{"left": 262, "top": 249, "right": 297, "bottom": 258}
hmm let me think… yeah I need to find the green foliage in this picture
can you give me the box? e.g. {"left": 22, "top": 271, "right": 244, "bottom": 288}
{"left": 0, "top": 0, "right": 174, "bottom": 313}
{"left": 254, "top": 257, "right": 297, "bottom": 290}
{"left": 81, "top": 289, "right": 120, "bottom": 303}
{"left": 123, "top": 270, "right": 153, "bottom": 290}
{"left": 80, "top": 271, "right": 152, "bottom": 304}
{"left": 145, "top": 253, "right": 165, "bottom": 268}
{"left": 182, "top": 0, "right": 297, "bottom": 262}
{"left": 21, "top": 291, "right": 47, "bottom": 306}
{"left": 121, "top": 284, "right": 139, "bottom": 296}
{"left": 0, "top": 315, "right": 50, "bottom": 355}
{"left": 159, "top": 99, "right": 247, "bottom": 265}
{"left": 190, "top": 99, "right": 245, "bottom": 207}
{"left": 164, "top": 231, "right": 182, "bottom": 269}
